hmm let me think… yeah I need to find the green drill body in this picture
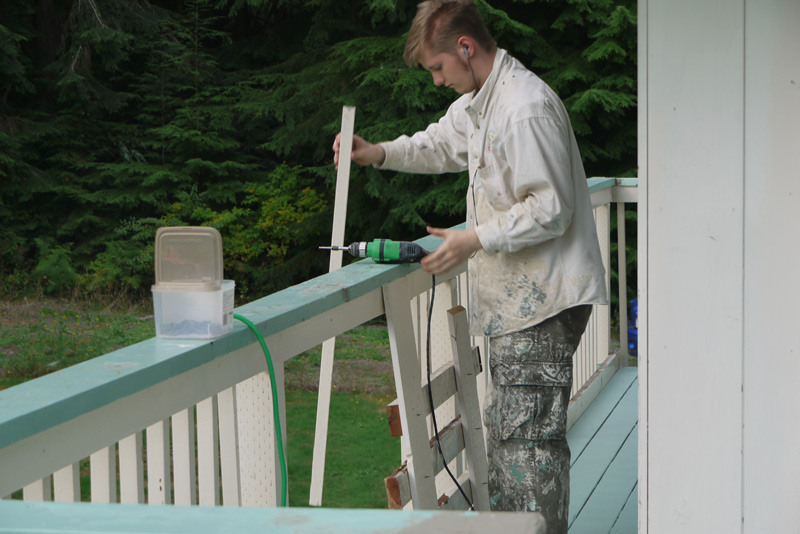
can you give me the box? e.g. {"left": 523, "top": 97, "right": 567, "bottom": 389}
{"left": 320, "top": 239, "right": 429, "bottom": 264}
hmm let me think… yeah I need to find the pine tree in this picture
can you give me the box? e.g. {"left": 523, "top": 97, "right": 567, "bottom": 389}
{"left": 0, "top": 0, "right": 638, "bottom": 298}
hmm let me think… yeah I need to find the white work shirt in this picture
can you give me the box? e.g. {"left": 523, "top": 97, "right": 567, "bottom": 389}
{"left": 379, "top": 49, "right": 608, "bottom": 337}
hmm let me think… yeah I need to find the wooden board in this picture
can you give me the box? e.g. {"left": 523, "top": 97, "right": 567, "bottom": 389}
{"left": 570, "top": 426, "right": 638, "bottom": 533}
{"left": 611, "top": 483, "right": 638, "bottom": 534}
{"left": 568, "top": 367, "right": 637, "bottom": 461}
{"left": 310, "top": 105, "right": 356, "bottom": 507}
{"left": 568, "top": 370, "right": 637, "bottom": 525}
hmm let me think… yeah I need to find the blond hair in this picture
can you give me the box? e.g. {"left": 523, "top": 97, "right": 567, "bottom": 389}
{"left": 403, "top": 0, "right": 496, "bottom": 67}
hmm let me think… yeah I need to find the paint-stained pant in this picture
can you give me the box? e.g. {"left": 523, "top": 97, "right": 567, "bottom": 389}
{"left": 486, "top": 305, "right": 592, "bottom": 534}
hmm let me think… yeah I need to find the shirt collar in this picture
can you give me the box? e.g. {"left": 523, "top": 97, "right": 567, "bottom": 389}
{"left": 466, "top": 48, "right": 507, "bottom": 118}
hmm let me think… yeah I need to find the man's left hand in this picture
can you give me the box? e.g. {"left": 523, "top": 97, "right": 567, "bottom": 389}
{"left": 420, "top": 226, "right": 482, "bottom": 275}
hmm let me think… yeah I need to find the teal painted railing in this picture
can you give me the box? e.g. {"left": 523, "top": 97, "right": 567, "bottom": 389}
{"left": 0, "top": 178, "right": 637, "bottom": 519}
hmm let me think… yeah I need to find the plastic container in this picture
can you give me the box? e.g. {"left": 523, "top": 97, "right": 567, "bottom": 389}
{"left": 151, "top": 226, "right": 235, "bottom": 339}
{"left": 153, "top": 280, "right": 235, "bottom": 339}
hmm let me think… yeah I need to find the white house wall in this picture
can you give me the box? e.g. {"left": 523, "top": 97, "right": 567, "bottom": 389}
{"left": 742, "top": 1, "right": 800, "bottom": 532}
{"left": 640, "top": 0, "right": 800, "bottom": 532}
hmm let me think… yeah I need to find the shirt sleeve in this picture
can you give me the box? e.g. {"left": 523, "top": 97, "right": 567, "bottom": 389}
{"left": 376, "top": 99, "right": 470, "bottom": 174}
{"left": 474, "top": 114, "right": 576, "bottom": 254}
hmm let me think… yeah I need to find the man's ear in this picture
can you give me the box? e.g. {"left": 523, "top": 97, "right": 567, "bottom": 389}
{"left": 457, "top": 37, "right": 473, "bottom": 59}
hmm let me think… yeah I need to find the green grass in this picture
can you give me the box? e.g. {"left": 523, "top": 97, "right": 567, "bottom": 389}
{"left": 0, "top": 301, "right": 154, "bottom": 382}
{"left": 285, "top": 390, "right": 399, "bottom": 508}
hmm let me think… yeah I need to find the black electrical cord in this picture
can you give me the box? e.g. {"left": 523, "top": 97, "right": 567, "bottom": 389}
{"left": 426, "top": 274, "right": 475, "bottom": 511}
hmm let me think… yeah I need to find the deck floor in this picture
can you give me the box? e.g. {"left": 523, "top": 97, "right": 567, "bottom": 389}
{"left": 567, "top": 366, "right": 638, "bottom": 534}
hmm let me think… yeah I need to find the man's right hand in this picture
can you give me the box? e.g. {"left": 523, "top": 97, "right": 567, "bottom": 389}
{"left": 333, "top": 133, "right": 386, "bottom": 169}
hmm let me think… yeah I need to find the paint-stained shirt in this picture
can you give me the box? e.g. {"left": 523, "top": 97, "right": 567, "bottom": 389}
{"left": 378, "top": 49, "right": 608, "bottom": 337}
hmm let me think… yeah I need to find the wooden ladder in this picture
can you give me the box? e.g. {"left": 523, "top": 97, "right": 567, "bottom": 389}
{"left": 382, "top": 275, "right": 490, "bottom": 510}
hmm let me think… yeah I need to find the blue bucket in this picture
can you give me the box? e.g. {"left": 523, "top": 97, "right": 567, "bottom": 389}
{"left": 627, "top": 298, "right": 638, "bottom": 357}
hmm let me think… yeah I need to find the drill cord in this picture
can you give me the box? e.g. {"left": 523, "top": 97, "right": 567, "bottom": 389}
{"left": 426, "top": 274, "right": 475, "bottom": 511}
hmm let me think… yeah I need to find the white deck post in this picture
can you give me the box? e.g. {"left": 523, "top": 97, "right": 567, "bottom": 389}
{"left": 218, "top": 386, "right": 242, "bottom": 506}
{"left": 90, "top": 446, "right": 117, "bottom": 503}
{"left": 197, "top": 395, "right": 221, "bottom": 506}
{"left": 22, "top": 476, "right": 52, "bottom": 502}
{"left": 383, "top": 276, "right": 438, "bottom": 509}
{"left": 118, "top": 433, "right": 144, "bottom": 504}
{"left": 616, "top": 199, "right": 629, "bottom": 365}
{"left": 172, "top": 408, "right": 197, "bottom": 505}
{"left": 146, "top": 420, "right": 172, "bottom": 505}
{"left": 53, "top": 463, "right": 80, "bottom": 502}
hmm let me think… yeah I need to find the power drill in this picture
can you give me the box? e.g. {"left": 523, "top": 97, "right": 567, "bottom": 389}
{"left": 320, "top": 239, "right": 429, "bottom": 264}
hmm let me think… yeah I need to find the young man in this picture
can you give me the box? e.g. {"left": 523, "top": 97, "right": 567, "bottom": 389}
{"left": 333, "top": 1, "right": 607, "bottom": 530}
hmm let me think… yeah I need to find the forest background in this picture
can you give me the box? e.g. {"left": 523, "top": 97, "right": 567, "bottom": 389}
{"left": 0, "top": 0, "right": 637, "bottom": 305}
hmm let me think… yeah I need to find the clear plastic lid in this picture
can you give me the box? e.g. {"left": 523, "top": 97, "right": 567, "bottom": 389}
{"left": 154, "top": 226, "right": 223, "bottom": 290}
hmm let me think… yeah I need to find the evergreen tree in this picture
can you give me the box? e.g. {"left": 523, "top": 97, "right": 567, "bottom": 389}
{"left": 0, "top": 0, "right": 637, "bottom": 300}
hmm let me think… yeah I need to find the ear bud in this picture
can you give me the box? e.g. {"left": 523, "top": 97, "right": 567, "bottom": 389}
{"left": 463, "top": 46, "right": 469, "bottom": 59}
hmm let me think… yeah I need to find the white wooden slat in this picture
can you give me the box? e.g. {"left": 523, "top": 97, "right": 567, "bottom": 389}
{"left": 23, "top": 476, "right": 52, "bottom": 501}
{"left": 383, "top": 277, "right": 437, "bottom": 509}
{"left": 146, "top": 420, "right": 171, "bottom": 505}
{"left": 197, "top": 396, "right": 220, "bottom": 506}
{"left": 447, "top": 306, "right": 490, "bottom": 511}
{"left": 328, "top": 105, "right": 356, "bottom": 257}
{"left": 218, "top": 386, "right": 241, "bottom": 506}
{"left": 617, "top": 201, "right": 629, "bottom": 364}
{"left": 596, "top": 202, "right": 611, "bottom": 360}
{"left": 172, "top": 408, "right": 197, "bottom": 506}
{"left": 118, "top": 432, "right": 144, "bottom": 504}
{"left": 90, "top": 445, "right": 116, "bottom": 503}
{"left": 53, "top": 463, "right": 80, "bottom": 502}
{"left": 309, "top": 105, "right": 356, "bottom": 508}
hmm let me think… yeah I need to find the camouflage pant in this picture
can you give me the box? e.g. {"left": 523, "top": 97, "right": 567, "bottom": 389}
{"left": 485, "top": 305, "right": 592, "bottom": 534}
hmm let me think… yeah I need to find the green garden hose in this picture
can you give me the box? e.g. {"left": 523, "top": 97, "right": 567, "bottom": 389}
{"left": 233, "top": 313, "right": 288, "bottom": 507}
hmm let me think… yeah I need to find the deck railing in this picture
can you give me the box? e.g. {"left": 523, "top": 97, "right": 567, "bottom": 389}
{"left": 0, "top": 177, "right": 637, "bottom": 509}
